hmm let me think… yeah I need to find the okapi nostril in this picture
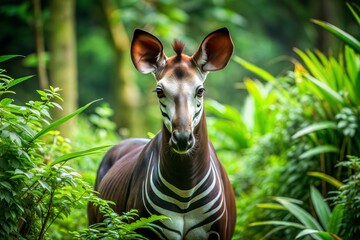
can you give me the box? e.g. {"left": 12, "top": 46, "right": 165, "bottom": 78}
{"left": 171, "top": 130, "right": 193, "bottom": 152}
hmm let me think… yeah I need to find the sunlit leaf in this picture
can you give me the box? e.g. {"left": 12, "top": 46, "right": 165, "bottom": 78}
{"left": 311, "top": 19, "right": 360, "bottom": 53}
{"left": 233, "top": 56, "right": 275, "bottom": 82}
{"left": 32, "top": 99, "right": 102, "bottom": 140}
{"left": 304, "top": 74, "right": 343, "bottom": 104}
{"left": 307, "top": 172, "right": 343, "bottom": 189}
{"left": 249, "top": 220, "right": 305, "bottom": 229}
{"left": 299, "top": 145, "right": 339, "bottom": 159}
{"left": 296, "top": 229, "right": 334, "bottom": 240}
{"left": 345, "top": 46, "right": 356, "bottom": 76}
{"left": 51, "top": 145, "right": 112, "bottom": 166}
{"left": 7, "top": 75, "right": 34, "bottom": 88}
{"left": 256, "top": 203, "right": 286, "bottom": 210}
{"left": 0, "top": 98, "right": 13, "bottom": 106}
{"left": 292, "top": 121, "right": 337, "bottom": 139}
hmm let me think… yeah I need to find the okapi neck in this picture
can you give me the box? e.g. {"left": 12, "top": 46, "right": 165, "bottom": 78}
{"left": 159, "top": 113, "right": 210, "bottom": 190}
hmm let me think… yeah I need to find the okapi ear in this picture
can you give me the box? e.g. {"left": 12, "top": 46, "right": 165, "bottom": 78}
{"left": 131, "top": 29, "right": 167, "bottom": 74}
{"left": 192, "top": 28, "right": 234, "bottom": 72}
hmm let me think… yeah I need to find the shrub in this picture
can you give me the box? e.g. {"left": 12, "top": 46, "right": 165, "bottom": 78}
{"left": 207, "top": 3, "right": 360, "bottom": 239}
{"left": 332, "top": 156, "right": 360, "bottom": 240}
{"left": 0, "top": 55, "right": 165, "bottom": 239}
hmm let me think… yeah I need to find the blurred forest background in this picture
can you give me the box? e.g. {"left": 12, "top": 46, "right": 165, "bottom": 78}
{"left": 1, "top": 0, "right": 360, "bottom": 239}
{"left": 1, "top": 0, "right": 356, "bottom": 137}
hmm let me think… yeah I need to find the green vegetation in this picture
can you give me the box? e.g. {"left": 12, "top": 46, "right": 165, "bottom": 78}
{"left": 205, "top": 3, "right": 360, "bottom": 239}
{"left": 0, "top": 58, "right": 166, "bottom": 239}
{"left": 1, "top": 1, "right": 359, "bottom": 240}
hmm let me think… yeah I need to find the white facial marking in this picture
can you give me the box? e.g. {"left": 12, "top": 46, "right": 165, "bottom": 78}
{"left": 156, "top": 75, "right": 204, "bottom": 134}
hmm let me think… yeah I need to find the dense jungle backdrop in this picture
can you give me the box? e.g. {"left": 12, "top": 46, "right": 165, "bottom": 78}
{"left": 1, "top": 0, "right": 359, "bottom": 239}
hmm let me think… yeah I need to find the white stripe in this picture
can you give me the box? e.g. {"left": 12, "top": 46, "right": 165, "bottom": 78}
{"left": 142, "top": 153, "right": 226, "bottom": 239}
{"left": 157, "top": 155, "right": 212, "bottom": 198}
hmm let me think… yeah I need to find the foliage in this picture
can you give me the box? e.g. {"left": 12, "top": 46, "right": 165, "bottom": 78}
{"left": 311, "top": 3, "right": 360, "bottom": 54}
{"left": 250, "top": 156, "right": 360, "bottom": 240}
{"left": 331, "top": 156, "right": 360, "bottom": 240}
{"left": 290, "top": 4, "right": 360, "bottom": 193}
{"left": 47, "top": 104, "right": 121, "bottom": 239}
{"left": 0, "top": 56, "right": 103, "bottom": 239}
{"left": 0, "top": 56, "right": 164, "bottom": 239}
{"left": 72, "top": 197, "right": 168, "bottom": 240}
{"left": 205, "top": 3, "right": 360, "bottom": 239}
{"left": 1, "top": 1, "right": 359, "bottom": 239}
{"left": 71, "top": 103, "right": 121, "bottom": 182}
{"left": 251, "top": 186, "right": 344, "bottom": 240}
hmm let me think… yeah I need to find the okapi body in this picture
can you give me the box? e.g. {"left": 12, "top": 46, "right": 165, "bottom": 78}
{"left": 88, "top": 28, "right": 236, "bottom": 240}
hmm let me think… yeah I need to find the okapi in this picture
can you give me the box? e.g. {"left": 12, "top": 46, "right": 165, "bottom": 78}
{"left": 88, "top": 28, "right": 236, "bottom": 240}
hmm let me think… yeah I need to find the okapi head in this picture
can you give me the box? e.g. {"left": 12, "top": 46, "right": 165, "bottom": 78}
{"left": 131, "top": 28, "right": 234, "bottom": 154}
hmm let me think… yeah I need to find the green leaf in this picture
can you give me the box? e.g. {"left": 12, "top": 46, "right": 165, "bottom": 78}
{"left": 304, "top": 74, "right": 343, "bottom": 104}
{"left": 327, "top": 204, "right": 344, "bottom": 235}
{"left": 0, "top": 98, "right": 13, "bottom": 106}
{"left": 292, "top": 121, "right": 338, "bottom": 139}
{"left": 205, "top": 99, "right": 243, "bottom": 123}
{"left": 274, "top": 197, "right": 324, "bottom": 231}
{"left": 7, "top": 75, "right": 34, "bottom": 88}
{"left": 299, "top": 145, "right": 339, "bottom": 159}
{"left": 38, "top": 180, "right": 51, "bottom": 192}
{"left": 344, "top": 46, "right": 359, "bottom": 86}
{"left": 311, "top": 19, "right": 360, "bottom": 53}
{"left": 9, "top": 132, "right": 21, "bottom": 145}
{"left": 310, "top": 186, "right": 331, "bottom": 230}
{"left": 0, "top": 181, "right": 12, "bottom": 190}
{"left": 233, "top": 56, "right": 275, "bottom": 82}
{"left": 126, "top": 215, "right": 169, "bottom": 232}
{"left": 0, "top": 55, "right": 23, "bottom": 63}
{"left": 296, "top": 229, "right": 334, "bottom": 240}
{"left": 147, "top": 132, "right": 156, "bottom": 139}
{"left": 32, "top": 99, "right": 102, "bottom": 140}
{"left": 307, "top": 172, "right": 343, "bottom": 189}
{"left": 14, "top": 169, "right": 34, "bottom": 179}
{"left": 256, "top": 203, "right": 286, "bottom": 210}
{"left": 51, "top": 145, "right": 112, "bottom": 166}
{"left": 347, "top": 3, "right": 360, "bottom": 26}
{"left": 249, "top": 220, "right": 305, "bottom": 229}
{"left": 260, "top": 226, "right": 289, "bottom": 240}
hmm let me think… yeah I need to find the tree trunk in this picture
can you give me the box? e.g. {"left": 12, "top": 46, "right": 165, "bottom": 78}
{"left": 48, "top": 0, "right": 78, "bottom": 138}
{"left": 32, "top": 0, "right": 48, "bottom": 89}
{"left": 312, "top": 0, "right": 343, "bottom": 53}
{"left": 101, "top": 0, "right": 142, "bottom": 137}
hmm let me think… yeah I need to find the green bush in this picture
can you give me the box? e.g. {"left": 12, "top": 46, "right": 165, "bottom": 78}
{"left": 0, "top": 55, "right": 94, "bottom": 239}
{"left": 0, "top": 56, "right": 165, "bottom": 239}
{"left": 206, "top": 3, "right": 360, "bottom": 239}
{"left": 72, "top": 197, "right": 168, "bottom": 239}
{"left": 332, "top": 156, "right": 360, "bottom": 240}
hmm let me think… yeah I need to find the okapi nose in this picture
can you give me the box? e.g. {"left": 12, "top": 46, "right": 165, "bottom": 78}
{"left": 170, "top": 130, "right": 194, "bottom": 153}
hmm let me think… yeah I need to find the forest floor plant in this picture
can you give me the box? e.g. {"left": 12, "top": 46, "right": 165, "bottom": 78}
{"left": 251, "top": 155, "right": 360, "bottom": 240}
{"left": 205, "top": 3, "right": 360, "bottom": 239}
{"left": 0, "top": 55, "right": 165, "bottom": 239}
{"left": 247, "top": 3, "right": 360, "bottom": 239}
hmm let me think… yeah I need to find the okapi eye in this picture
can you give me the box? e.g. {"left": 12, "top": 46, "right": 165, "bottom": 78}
{"left": 196, "top": 88, "right": 206, "bottom": 97}
{"left": 154, "top": 87, "right": 165, "bottom": 98}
